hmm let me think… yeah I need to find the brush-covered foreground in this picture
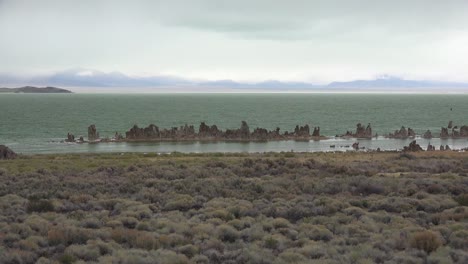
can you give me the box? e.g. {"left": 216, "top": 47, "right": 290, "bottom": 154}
{"left": 1, "top": 151, "right": 468, "bottom": 264}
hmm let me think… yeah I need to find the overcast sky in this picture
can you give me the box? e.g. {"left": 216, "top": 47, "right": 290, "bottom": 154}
{"left": 1, "top": 0, "right": 468, "bottom": 83}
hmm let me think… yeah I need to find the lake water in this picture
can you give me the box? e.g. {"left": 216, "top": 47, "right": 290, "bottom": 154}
{"left": 1, "top": 93, "right": 467, "bottom": 154}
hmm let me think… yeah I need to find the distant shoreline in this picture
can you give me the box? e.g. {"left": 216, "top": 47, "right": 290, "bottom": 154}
{"left": 0, "top": 86, "right": 72, "bottom": 93}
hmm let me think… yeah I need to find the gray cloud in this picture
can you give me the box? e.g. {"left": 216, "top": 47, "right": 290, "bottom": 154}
{"left": 0, "top": 0, "right": 468, "bottom": 84}
{"left": 154, "top": 0, "right": 468, "bottom": 38}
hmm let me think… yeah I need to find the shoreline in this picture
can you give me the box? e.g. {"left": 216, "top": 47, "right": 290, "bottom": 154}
{"left": 2, "top": 148, "right": 467, "bottom": 159}
{"left": 6, "top": 135, "right": 467, "bottom": 155}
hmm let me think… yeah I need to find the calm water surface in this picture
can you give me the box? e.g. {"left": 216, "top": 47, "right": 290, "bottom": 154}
{"left": 0, "top": 93, "right": 467, "bottom": 154}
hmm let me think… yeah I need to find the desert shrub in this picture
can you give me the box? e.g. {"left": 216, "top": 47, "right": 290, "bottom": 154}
{"left": 278, "top": 227, "right": 299, "bottom": 241}
{"left": 59, "top": 253, "right": 76, "bottom": 264}
{"left": 439, "top": 207, "right": 468, "bottom": 223}
{"left": 81, "top": 217, "right": 102, "bottom": 229}
{"left": 350, "top": 177, "right": 386, "bottom": 195}
{"left": 136, "top": 222, "right": 151, "bottom": 231}
{"left": 454, "top": 194, "right": 468, "bottom": 206}
{"left": 298, "top": 244, "right": 327, "bottom": 259}
{"left": 241, "top": 224, "right": 265, "bottom": 242}
{"left": 409, "top": 230, "right": 442, "bottom": 253}
{"left": 227, "top": 219, "right": 244, "bottom": 230}
{"left": 70, "top": 194, "right": 93, "bottom": 204}
{"left": 370, "top": 197, "right": 413, "bottom": 213}
{"left": 343, "top": 206, "right": 366, "bottom": 219}
{"left": 399, "top": 153, "right": 416, "bottom": 160}
{"left": 205, "top": 161, "right": 227, "bottom": 169}
{"left": 2, "top": 249, "right": 37, "bottom": 264}
{"left": 19, "top": 236, "right": 47, "bottom": 252}
{"left": 163, "top": 194, "right": 196, "bottom": 212}
{"left": 65, "top": 244, "right": 101, "bottom": 261}
{"left": 449, "top": 230, "right": 468, "bottom": 249}
{"left": 235, "top": 244, "right": 275, "bottom": 264}
{"left": 120, "top": 217, "right": 139, "bottom": 229}
{"left": 177, "top": 244, "right": 198, "bottom": 258}
{"left": 24, "top": 215, "right": 49, "bottom": 235}
{"left": 277, "top": 250, "right": 307, "bottom": 263}
{"left": 264, "top": 236, "right": 279, "bottom": 250}
{"left": 106, "top": 220, "right": 123, "bottom": 228}
{"left": 271, "top": 217, "right": 290, "bottom": 229}
{"left": 209, "top": 209, "right": 234, "bottom": 221}
{"left": 349, "top": 199, "right": 370, "bottom": 209}
{"left": 415, "top": 191, "right": 428, "bottom": 200}
{"left": 199, "top": 238, "right": 225, "bottom": 254}
{"left": 191, "top": 254, "right": 209, "bottom": 264}
{"left": 345, "top": 224, "right": 372, "bottom": 245}
{"left": 415, "top": 195, "right": 458, "bottom": 213}
{"left": 159, "top": 234, "right": 187, "bottom": 248}
{"left": 111, "top": 228, "right": 138, "bottom": 244}
{"left": 110, "top": 228, "right": 159, "bottom": 250}
{"left": 300, "top": 224, "right": 333, "bottom": 241}
{"left": 2, "top": 233, "right": 21, "bottom": 247}
{"left": 447, "top": 184, "right": 464, "bottom": 196}
{"left": 281, "top": 197, "right": 345, "bottom": 222}
{"left": 9, "top": 223, "right": 34, "bottom": 239}
{"left": 26, "top": 199, "right": 54, "bottom": 213}
{"left": 135, "top": 233, "right": 159, "bottom": 250}
{"left": 217, "top": 224, "right": 239, "bottom": 243}
{"left": 47, "top": 226, "right": 93, "bottom": 246}
{"left": 427, "top": 184, "right": 444, "bottom": 194}
{"left": 101, "top": 249, "right": 190, "bottom": 264}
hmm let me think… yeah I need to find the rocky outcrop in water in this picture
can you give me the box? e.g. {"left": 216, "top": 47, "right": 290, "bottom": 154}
{"left": 199, "top": 122, "right": 222, "bottom": 138}
{"left": 352, "top": 142, "right": 359, "bottom": 150}
{"left": 460, "top": 126, "right": 468, "bottom": 137}
{"left": 88, "top": 125, "right": 99, "bottom": 141}
{"left": 67, "top": 120, "right": 468, "bottom": 145}
{"left": 114, "top": 132, "right": 124, "bottom": 140}
{"left": 0, "top": 145, "right": 16, "bottom": 159}
{"left": 294, "top": 125, "right": 310, "bottom": 137}
{"left": 440, "top": 122, "right": 468, "bottom": 138}
{"left": 388, "top": 126, "right": 416, "bottom": 139}
{"left": 343, "top": 123, "right": 372, "bottom": 138}
{"left": 423, "top": 130, "right": 432, "bottom": 139}
{"left": 426, "top": 144, "right": 435, "bottom": 151}
{"left": 403, "top": 141, "right": 423, "bottom": 152}
{"left": 312, "top": 127, "right": 320, "bottom": 137}
{"left": 126, "top": 124, "right": 157, "bottom": 139}
{"left": 358, "top": 123, "right": 372, "bottom": 138}
{"left": 440, "top": 127, "right": 449, "bottom": 138}
{"left": 122, "top": 121, "right": 323, "bottom": 141}
{"left": 66, "top": 133, "right": 75, "bottom": 142}
{"left": 125, "top": 124, "right": 197, "bottom": 140}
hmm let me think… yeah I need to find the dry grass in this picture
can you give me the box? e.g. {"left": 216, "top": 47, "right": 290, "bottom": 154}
{"left": 1, "top": 151, "right": 468, "bottom": 263}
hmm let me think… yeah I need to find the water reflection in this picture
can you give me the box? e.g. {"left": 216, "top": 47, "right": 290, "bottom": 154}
{"left": 11, "top": 137, "right": 468, "bottom": 154}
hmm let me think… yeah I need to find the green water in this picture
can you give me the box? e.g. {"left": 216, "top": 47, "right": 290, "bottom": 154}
{"left": 0, "top": 93, "right": 467, "bottom": 153}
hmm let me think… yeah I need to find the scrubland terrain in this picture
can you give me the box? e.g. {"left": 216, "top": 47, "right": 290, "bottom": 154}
{"left": 1, "top": 151, "right": 468, "bottom": 263}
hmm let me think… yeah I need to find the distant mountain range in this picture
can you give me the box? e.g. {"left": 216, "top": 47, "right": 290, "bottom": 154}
{"left": 1, "top": 70, "right": 467, "bottom": 92}
{"left": 0, "top": 86, "right": 72, "bottom": 93}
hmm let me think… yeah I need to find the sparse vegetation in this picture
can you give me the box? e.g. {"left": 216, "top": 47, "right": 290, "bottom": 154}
{"left": 410, "top": 230, "right": 442, "bottom": 253}
{"left": 1, "top": 151, "right": 468, "bottom": 263}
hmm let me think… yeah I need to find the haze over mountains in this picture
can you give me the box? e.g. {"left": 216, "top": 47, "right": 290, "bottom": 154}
{"left": 1, "top": 69, "right": 467, "bottom": 93}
